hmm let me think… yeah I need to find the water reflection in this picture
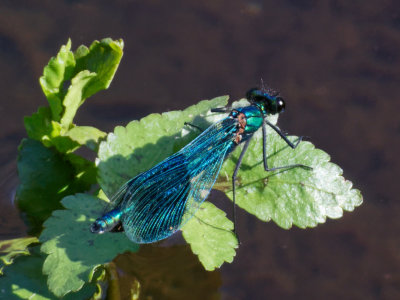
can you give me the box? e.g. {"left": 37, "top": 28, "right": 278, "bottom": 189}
{"left": 106, "top": 243, "right": 222, "bottom": 300}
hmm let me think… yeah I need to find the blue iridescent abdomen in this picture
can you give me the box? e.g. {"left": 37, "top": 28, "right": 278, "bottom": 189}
{"left": 91, "top": 208, "right": 123, "bottom": 234}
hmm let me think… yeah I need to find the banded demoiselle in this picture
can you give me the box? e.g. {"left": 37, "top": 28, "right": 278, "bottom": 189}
{"left": 91, "top": 87, "right": 311, "bottom": 243}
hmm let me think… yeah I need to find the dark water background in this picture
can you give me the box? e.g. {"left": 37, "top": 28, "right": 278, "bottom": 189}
{"left": 1, "top": 1, "right": 399, "bottom": 299}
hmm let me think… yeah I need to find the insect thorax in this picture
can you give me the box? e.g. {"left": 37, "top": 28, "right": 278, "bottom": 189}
{"left": 230, "top": 106, "right": 263, "bottom": 144}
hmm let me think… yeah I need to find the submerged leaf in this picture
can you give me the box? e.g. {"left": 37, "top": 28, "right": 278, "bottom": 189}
{"left": 39, "top": 194, "right": 138, "bottom": 297}
{"left": 0, "top": 237, "right": 38, "bottom": 270}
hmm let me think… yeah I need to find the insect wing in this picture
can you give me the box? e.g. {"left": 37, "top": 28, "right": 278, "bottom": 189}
{"left": 119, "top": 118, "right": 238, "bottom": 243}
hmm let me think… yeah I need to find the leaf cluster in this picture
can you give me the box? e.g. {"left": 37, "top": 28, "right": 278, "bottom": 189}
{"left": 0, "top": 38, "right": 362, "bottom": 299}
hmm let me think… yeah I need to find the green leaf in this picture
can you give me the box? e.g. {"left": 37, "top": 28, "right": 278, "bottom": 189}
{"left": 23, "top": 107, "right": 80, "bottom": 153}
{"left": 74, "top": 38, "right": 124, "bottom": 100}
{"left": 16, "top": 138, "right": 75, "bottom": 226}
{"left": 60, "top": 70, "right": 97, "bottom": 129}
{"left": 97, "top": 95, "right": 229, "bottom": 196}
{"left": 0, "top": 247, "right": 96, "bottom": 300}
{"left": 66, "top": 126, "right": 107, "bottom": 151}
{"left": 0, "top": 237, "right": 38, "bottom": 270}
{"left": 65, "top": 153, "right": 97, "bottom": 188}
{"left": 219, "top": 118, "right": 363, "bottom": 229}
{"left": 39, "top": 194, "right": 138, "bottom": 298}
{"left": 38, "top": 38, "right": 123, "bottom": 130}
{"left": 23, "top": 106, "right": 53, "bottom": 143}
{"left": 49, "top": 129, "right": 81, "bottom": 153}
{"left": 182, "top": 202, "right": 238, "bottom": 271}
{"left": 59, "top": 38, "right": 124, "bottom": 129}
{"left": 16, "top": 139, "right": 93, "bottom": 232}
{"left": 39, "top": 39, "right": 75, "bottom": 121}
{"left": 24, "top": 108, "right": 106, "bottom": 153}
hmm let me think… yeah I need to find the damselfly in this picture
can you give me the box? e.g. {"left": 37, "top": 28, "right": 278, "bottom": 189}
{"left": 91, "top": 86, "right": 311, "bottom": 243}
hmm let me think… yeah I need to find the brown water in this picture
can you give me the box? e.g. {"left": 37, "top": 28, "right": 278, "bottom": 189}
{"left": 1, "top": 1, "right": 399, "bottom": 299}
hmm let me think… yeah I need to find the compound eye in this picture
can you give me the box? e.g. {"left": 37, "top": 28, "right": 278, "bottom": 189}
{"left": 276, "top": 97, "right": 285, "bottom": 113}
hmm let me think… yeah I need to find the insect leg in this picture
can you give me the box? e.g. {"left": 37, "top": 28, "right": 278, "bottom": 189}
{"left": 262, "top": 120, "right": 312, "bottom": 171}
{"left": 264, "top": 119, "right": 304, "bottom": 148}
{"left": 184, "top": 122, "right": 204, "bottom": 133}
{"left": 232, "top": 136, "right": 253, "bottom": 244}
{"left": 211, "top": 107, "right": 230, "bottom": 113}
